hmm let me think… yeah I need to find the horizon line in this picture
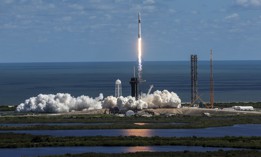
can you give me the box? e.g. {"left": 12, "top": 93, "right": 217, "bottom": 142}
{"left": 1, "top": 60, "right": 261, "bottom": 64}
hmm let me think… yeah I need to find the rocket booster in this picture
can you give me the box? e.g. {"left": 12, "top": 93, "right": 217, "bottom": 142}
{"left": 138, "top": 12, "right": 141, "bottom": 38}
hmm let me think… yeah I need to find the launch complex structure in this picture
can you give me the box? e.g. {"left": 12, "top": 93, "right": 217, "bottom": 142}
{"left": 191, "top": 54, "right": 198, "bottom": 105}
{"left": 190, "top": 50, "right": 214, "bottom": 108}
{"left": 129, "top": 12, "right": 215, "bottom": 108}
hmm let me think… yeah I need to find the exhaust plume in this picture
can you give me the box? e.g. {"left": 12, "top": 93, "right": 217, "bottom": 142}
{"left": 138, "top": 37, "right": 142, "bottom": 81}
{"left": 137, "top": 12, "right": 142, "bottom": 81}
{"left": 16, "top": 93, "right": 103, "bottom": 113}
{"left": 16, "top": 90, "right": 181, "bottom": 113}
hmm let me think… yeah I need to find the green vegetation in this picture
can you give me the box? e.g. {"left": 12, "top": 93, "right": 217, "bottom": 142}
{"left": 44, "top": 151, "right": 261, "bottom": 157}
{"left": 1, "top": 104, "right": 260, "bottom": 157}
{"left": 0, "top": 114, "right": 261, "bottom": 130}
{"left": 0, "top": 105, "right": 16, "bottom": 111}
{"left": 1, "top": 133, "right": 261, "bottom": 149}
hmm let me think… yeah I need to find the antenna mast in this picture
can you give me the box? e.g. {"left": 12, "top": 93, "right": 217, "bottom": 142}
{"left": 133, "top": 66, "right": 136, "bottom": 77}
{"left": 210, "top": 49, "right": 214, "bottom": 108}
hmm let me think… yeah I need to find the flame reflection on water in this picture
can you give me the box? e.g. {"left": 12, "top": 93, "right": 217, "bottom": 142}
{"left": 125, "top": 146, "right": 154, "bottom": 152}
{"left": 122, "top": 129, "right": 153, "bottom": 137}
{"left": 134, "top": 123, "right": 149, "bottom": 126}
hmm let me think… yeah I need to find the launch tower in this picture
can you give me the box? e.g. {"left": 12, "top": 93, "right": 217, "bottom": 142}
{"left": 191, "top": 54, "right": 198, "bottom": 104}
{"left": 130, "top": 77, "right": 139, "bottom": 100}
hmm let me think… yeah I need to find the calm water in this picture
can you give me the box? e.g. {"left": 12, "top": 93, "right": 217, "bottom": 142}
{"left": 0, "top": 61, "right": 261, "bottom": 105}
{"left": 0, "top": 146, "right": 247, "bottom": 157}
{"left": 1, "top": 124, "right": 260, "bottom": 137}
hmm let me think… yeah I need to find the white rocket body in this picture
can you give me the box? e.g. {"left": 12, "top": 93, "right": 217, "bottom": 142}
{"left": 138, "top": 13, "right": 141, "bottom": 39}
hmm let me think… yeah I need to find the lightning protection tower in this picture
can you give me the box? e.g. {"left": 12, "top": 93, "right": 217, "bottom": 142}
{"left": 115, "top": 79, "right": 122, "bottom": 98}
{"left": 209, "top": 49, "right": 214, "bottom": 108}
{"left": 191, "top": 54, "right": 198, "bottom": 105}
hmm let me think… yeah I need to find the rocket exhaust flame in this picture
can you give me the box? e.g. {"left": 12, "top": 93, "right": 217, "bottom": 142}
{"left": 138, "top": 38, "right": 142, "bottom": 81}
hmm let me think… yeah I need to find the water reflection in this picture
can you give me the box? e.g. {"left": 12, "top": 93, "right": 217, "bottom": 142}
{"left": 122, "top": 129, "right": 153, "bottom": 137}
{"left": 133, "top": 122, "right": 186, "bottom": 126}
{"left": 1, "top": 124, "right": 260, "bottom": 137}
{"left": 126, "top": 146, "right": 153, "bottom": 152}
{"left": 134, "top": 123, "right": 148, "bottom": 126}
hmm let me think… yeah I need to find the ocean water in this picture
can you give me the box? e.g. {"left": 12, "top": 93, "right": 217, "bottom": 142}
{"left": 0, "top": 61, "right": 261, "bottom": 105}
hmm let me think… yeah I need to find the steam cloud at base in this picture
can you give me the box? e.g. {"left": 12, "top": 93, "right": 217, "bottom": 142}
{"left": 16, "top": 93, "right": 103, "bottom": 113}
{"left": 16, "top": 90, "right": 181, "bottom": 113}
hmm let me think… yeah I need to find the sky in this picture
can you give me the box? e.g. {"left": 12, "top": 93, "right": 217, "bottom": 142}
{"left": 1, "top": 0, "right": 261, "bottom": 62}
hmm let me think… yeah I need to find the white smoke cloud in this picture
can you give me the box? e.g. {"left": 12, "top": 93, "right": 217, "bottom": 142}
{"left": 102, "top": 90, "right": 181, "bottom": 110}
{"left": 16, "top": 93, "right": 103, "bottom": 113}
{"left": 16, "top": 90, "right": 181, "bottom": 113}
{"left": 143, "top": 90, "right": 181, "bottom": 108}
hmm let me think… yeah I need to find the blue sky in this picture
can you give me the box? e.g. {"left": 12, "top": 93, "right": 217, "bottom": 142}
{"left": 1, "top": 0, "right": 261, "bottom": 62}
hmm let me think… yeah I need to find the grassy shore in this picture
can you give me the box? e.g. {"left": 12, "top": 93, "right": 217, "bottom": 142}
{"left": 0, "top": 114, "right": 261, "bottom": 130}
{"left": 43, "top": 150, "right": 261, "bottom": 157}
{"left": 0, "top": 105, "right": 16, "bottom": 111}
{"left": 0, "top": 133, "right": 261, "bottom": 149}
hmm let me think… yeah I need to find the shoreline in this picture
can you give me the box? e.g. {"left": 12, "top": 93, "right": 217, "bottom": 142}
{"left": 0, "top": 133, "right": 261, "bottom": 149}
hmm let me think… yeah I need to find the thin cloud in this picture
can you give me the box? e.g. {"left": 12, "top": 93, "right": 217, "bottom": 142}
{"left": 168, "top": 9, "right": 176, "bottom": 14}
{"left": 62, "top": 16, "right": 72, "bottom": 21}
{"left": 4, "top": 0, "right": 14, "bottom": 4}
{"left": 143, "top": 5, "right": 156, "bottom": 12}
{"left": 143, "top": 0, "right": 155, "bottom": 5}
{"left": 225, "top": 13, "right": 239, "bottom": 20}
{"left": 68, "top": 3, "right": 84, "bottom": 10}
{"left": 235, "top": 0, "right": 261, "bottom": 8}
